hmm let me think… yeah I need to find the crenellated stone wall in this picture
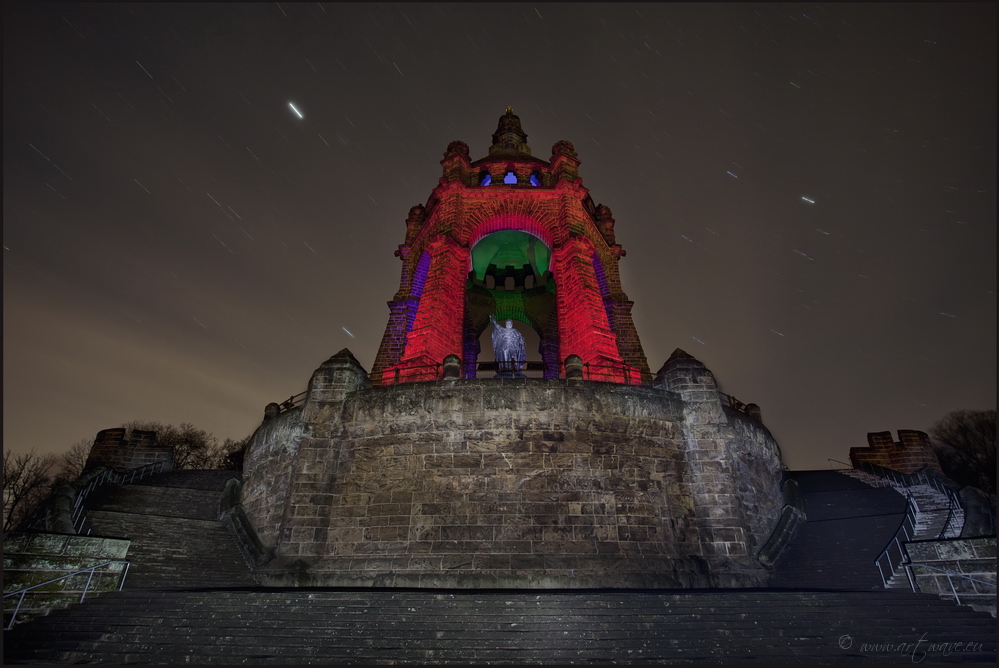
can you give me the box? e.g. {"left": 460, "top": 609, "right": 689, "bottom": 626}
{"left": 85, "top": 428, "right": 173, "bottom": 472}
{"left": 849, "top": 429, "right": 943, "bottom": 475}
{"left": 241, "top": 348, "right": 788, "bottom": 589}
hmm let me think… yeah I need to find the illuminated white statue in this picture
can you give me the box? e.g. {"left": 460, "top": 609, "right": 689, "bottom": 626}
{"left": 489, "top": 314, "right": 526, "bottom": 375}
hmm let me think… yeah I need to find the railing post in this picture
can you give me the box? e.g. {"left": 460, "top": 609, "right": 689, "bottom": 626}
{"left": 8, "top": 591, "right": 27, "bottom": 630}
{"left": 947, "top": 572, "right": 962, "bottom": 606}
{"left": 80, "top": 567, "right": 96, "bottom": 603}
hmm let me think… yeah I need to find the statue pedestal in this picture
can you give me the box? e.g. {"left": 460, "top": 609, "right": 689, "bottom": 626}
{"left": 493, "top": 370, "right": 527, "bottom": 379}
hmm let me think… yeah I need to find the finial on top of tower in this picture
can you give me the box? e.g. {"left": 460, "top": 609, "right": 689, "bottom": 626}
{"left": 489, "top": 107, "right": 531, "bottom": 157}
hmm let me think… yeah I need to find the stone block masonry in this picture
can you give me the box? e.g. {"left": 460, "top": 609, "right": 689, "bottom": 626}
{"left": 243, "top": 348, "right": 786, "bottom": 589}
{"left": 906, "top": 537, "right": 997, "bottom": 616}
{"left": 85, "top": 428, "right": 172, "bottom": 472}
{"left": 3, "top": 532, "right": 130, "bottom": 623}
{"left": 849, "top": 429, "right": 943, "bottom": 475}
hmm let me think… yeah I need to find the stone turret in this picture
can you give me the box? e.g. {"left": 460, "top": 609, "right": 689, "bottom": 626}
{"left": 488, "top": 106, "right": 532, "bottom": 157}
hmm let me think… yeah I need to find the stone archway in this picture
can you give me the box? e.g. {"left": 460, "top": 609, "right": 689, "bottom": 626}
{"left": 464, "top": 230, "right": 559, "bottom": 377}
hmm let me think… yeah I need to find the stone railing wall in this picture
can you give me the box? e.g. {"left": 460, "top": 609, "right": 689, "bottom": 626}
{"left": 3, "top": 532, "right": 130, "bottom": 625}
{"left": 906, "top": 537, "right": 996, "bottom": 617}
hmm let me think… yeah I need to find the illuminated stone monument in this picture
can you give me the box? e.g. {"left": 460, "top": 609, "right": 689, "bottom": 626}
{"left": 238, "top": 110, "right": 790, "bottom": 589}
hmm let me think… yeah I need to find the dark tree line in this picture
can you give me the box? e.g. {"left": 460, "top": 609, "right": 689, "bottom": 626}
{"left": 2, "top": 450, "right": 58, "bottom": 533}
{"left": 120, "top": 420, "right": 249, "bottom": 471}
{"left": 929, "top": 409, "right": 997, "bottom": 501}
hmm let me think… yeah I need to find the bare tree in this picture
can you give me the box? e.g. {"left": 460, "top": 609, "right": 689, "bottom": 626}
{"left": 121, "top": 420, "right": 221, "bottom": 470}
{"left": 218, "top": 434, "right": 252, "bottom": 471}
{"left": 53, "top": 438, "right": 94, "bottom": 484}
{"left": 930, "top": 409, "right": 997, "bottom": 500}
{"left": 2, "top": 449, "right": 57, "bottom": 532}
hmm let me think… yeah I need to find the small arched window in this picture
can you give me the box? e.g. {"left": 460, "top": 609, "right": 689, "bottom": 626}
{"left": 479, "top": 172, "right": 492, "bottom": 186}
{"left": 503, "top": 171, "right": 518, "bottom": 185}
{"left": 529, "top": 172, "right": 541, "bottom": 187}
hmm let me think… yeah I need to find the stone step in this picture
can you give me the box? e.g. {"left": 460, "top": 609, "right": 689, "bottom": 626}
{"left": 769, "top": 471, "right": 908, "bottom": 590}
{"left": 85, "top": 484, "right": 221, "bottom": 521}
{"left": 78, "top": 475, "right": 257, "bottom": 590}
{"left": 134, "top": 469, "right": 240, "bottom": 491}
{"left": 5, "top": 589, "right": 995, "bottom": 664}
{"left": 823, "top": 470, "right": 969, "bottom": 589}
{"left": 85, "top": 510, "right": 257, "bottom": 588}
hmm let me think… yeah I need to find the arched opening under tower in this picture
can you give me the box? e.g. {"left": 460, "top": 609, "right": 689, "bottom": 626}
{"left": 465, "top": 230, "right": 558, "bottom": 378}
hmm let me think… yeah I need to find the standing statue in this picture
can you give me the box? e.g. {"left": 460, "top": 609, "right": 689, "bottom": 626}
{"left": 489, "top": 314, "right": 526, "bottom": 375}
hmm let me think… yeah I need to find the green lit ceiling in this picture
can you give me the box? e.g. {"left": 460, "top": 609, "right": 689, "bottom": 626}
{"left": 470, "top": 230, "right": 550, "bottom": 281}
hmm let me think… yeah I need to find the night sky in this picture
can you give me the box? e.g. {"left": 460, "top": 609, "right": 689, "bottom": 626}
{"left": 4, "top": 3, "right": 995, "bottom": 471}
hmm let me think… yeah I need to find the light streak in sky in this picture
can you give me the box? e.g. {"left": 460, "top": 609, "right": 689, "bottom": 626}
{"left": 288, "top": 102, "right": 304, "bottom": 118}
{"left": 801, "top": 196, "right": 815, "bottom": 204}
{"left": 342, "top": 327, "right": 355, "bottom": 338}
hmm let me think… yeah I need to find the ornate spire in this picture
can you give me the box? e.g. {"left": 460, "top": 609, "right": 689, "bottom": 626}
{"left": 488, "top": 106, "right": 532, "bottom": 157}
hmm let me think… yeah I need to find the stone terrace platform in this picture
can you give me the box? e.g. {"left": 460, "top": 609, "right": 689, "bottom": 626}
{"left": 4, "top": 471, "right": 995, "bottom": 664}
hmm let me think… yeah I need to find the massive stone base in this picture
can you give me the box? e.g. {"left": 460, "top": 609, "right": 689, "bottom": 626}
{"left": 257, "top": 554, "right": 742, "bottom": 589}
{"left": 240, "top": 349, "right": 786, "bottom": 589}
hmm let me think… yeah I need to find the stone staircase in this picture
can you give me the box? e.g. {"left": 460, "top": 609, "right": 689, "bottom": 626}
{"left": 81, "top": 470, "right": 258, "bottom": 589}
{"left": 767, "top": 470, "right": 908, "bottom": 590}
{"left": 4, "top": 588, "right": 996, "bottom": 664}
{"left": 840, "top": 468, "right": 965, "bottom": 540}
{"left": 837, "top": 468, "right": 968, "bottom": 591}
{"left": 4, "top": 469, "right": 995, "bottom": 664}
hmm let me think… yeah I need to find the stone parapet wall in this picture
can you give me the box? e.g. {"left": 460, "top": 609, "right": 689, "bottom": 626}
{"left": 724, "top": 407, "right": 786, "bottom": 553}
{"left": 242, "top": 350, "right": 786, "bottom": 589}
{"left": 240, "top": 407, "right": 307, "bottom": 548}
{"left": 85, "top": 428, "right": 173, "bottom": 472}
{"left": 906, "top": 537, "right": 996, "bottom": 616}
{"left": 849, "top": 429, "right": 942, "bottom": 475}
{"left": 3, "top": 532, "right": 130, "bottom": 624}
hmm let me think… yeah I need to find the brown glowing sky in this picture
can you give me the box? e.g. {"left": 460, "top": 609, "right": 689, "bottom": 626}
{"left": 3, "top": 3, "right": 995, "bottom": 470}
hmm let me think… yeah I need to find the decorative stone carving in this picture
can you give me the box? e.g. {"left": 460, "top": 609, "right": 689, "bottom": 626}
{"left": 551, "top": 140, "right": 578, "bottom": 159}
{"left": 595, "top": 203, "right": 616, "bottom": 244}
{"left": 443, "top": 140, "right": 469, "bottom": 158}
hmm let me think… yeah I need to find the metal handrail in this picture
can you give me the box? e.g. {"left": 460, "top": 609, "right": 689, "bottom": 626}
{"left": 276, "top": 391, "right": 308, "bottom": 415}
{"left": 374, "top": 359, "right": 649, "bottom": 385}
{"left": 850, "top": 462, "right": 964, "bottom": 539}
{"left": 3, "top": 560, "right": 130, "bottom": 630}
{"left": 370, "top": 362, "right": 443, "bottom": 386}
{"left": 469, "top": 360, "right": 560, "bottom": 379}
{"left": 70, "top": 460, "right": 169, "bottom": 535}
{"left": 875, "top": 499, "right": 918, "bottom": 589}
{"left": 906, "top": 563, "right": 997, "bottom": 607}
{"left": 580, "top": 362, "right": 644, "bottom": 385}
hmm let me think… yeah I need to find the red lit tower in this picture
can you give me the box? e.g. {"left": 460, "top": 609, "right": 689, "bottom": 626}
{"left": 372, "top": 108, "right": 651, "bottom": 384}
